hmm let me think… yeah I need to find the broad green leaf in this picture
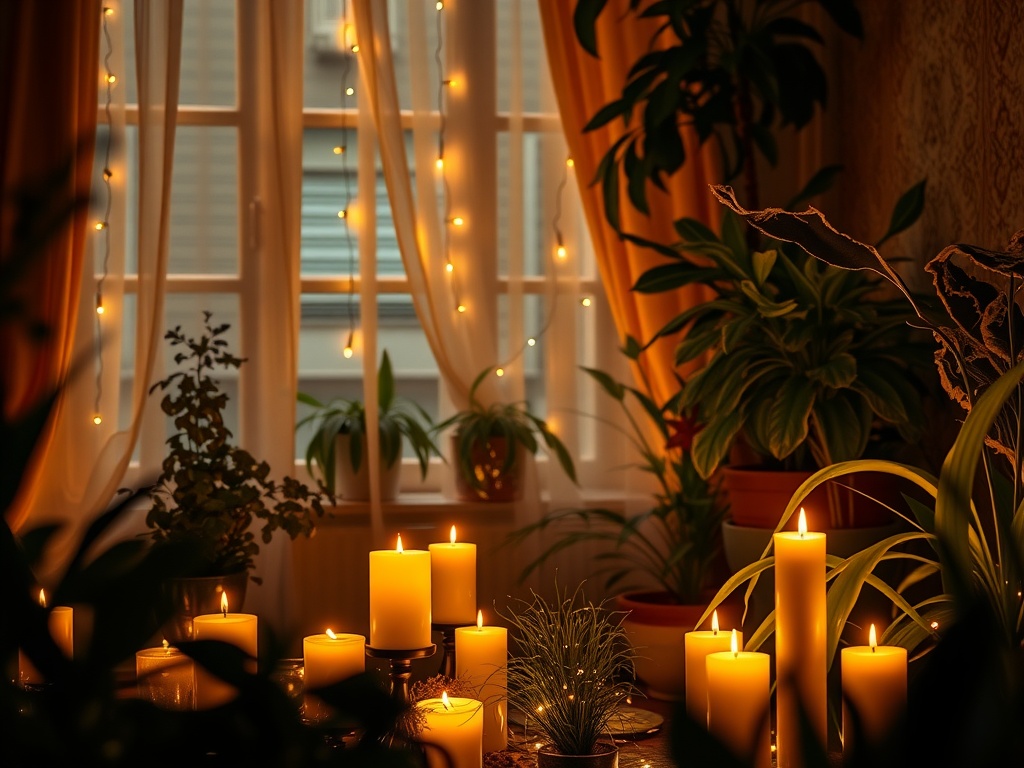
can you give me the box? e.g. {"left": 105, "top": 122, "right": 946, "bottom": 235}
{"left": 751, "top": 249, "right": 777, "bottom": 287}
{"left": 806, "top": 353, "right": 856, "bottom": 389}
{"left": 850, "top": 368, "right": 911, "bottom": 425}
{"left": 767, "top": 376, "right": 815, "bottom": 460}
{"left": 581, "top": 366, "right": 626, "bottom": 401}
{"left": 876, "top": 179, "right": 926, "bottom": 247}
{"left": 572, "top": 0, "right": 609, "bottom": 57}
{"left": 739, "top": 280, "right": 799, "bottom": 317}
{"left": 784, "top": 163, "right": 843, "bottom": 210}
{"left": 691, "top": 408, "right": 744, "bottom": 479}
{"left": 674, "top": 216, "right": 720, "bottom": 244}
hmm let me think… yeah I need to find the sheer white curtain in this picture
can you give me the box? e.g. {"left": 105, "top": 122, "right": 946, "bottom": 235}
{"left": 352, "top": 0, "right": 592, "bottom": 556}
{"left": 26, "top": 0, "right": 183, "bottom": 580}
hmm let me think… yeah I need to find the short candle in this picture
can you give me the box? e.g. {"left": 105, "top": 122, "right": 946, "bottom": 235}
{"left": 429, "top": 525, "right": 477, "bottom": 625}
{"left": 369, "top": 533, "right": 432, "bottom": 649}
{"left": 136, "top": 639, "right": 194, "bottom": 710}
{"left": 417, "top": 691, "right": 484, "bottom": 768}
{"left": 19, "top": 588, "right": 73, "bottom": 686}
{"left": 684, "top": 609, "right": 737, "bottom": 727}
{"left": 192, "top": 592, "right": 258, "bottom": 709}
{"left": 303, "top": 629, "right": 365, "bottom": 721}
{"left": 455, "top": 610, "right": 507, "bottom": 752}
{"left": 706, "top": 629, "right": 771, "bottom": 768}
{"left": 841, "top": 623, "right": 907, "bottom": 754}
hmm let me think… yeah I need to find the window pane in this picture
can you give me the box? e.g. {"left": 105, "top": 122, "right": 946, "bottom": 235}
{"left": 496, "top": 0, "right": 549, "bottom": 114}
{"left": 169, "top": 126, "right": 239, "bottom": 274}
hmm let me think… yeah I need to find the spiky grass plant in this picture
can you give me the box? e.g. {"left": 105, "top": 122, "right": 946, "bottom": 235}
{"left": 503, "top": 585, "right": 636, "bottom": 756}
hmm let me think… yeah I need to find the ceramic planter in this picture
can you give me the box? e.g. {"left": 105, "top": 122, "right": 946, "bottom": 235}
{"left": 536, "top": 741, "right": 618, "bottom": 768}
{"left": 452, "top": 435, "right": 521, "bottom": 502}
{"left": 335, "top": 433, "right": 403, "bottom": 501}
{"left": 163, "top": 570, "right": 248, "bottom": 642}
{"left": 615, "top": 590, "right": 740, "bottom": 701}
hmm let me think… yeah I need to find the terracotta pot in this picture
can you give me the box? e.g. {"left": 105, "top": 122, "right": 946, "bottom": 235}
{"left": 536, "top": 741, "right": 618, "bottom": 768}
{"left": 163, "top": 571, "right": 248, "bottom": 643}
{"left": 723, "top": 466, "right": 898, "bottom": 529}
{"left": 615, "top": 590, "right": 740, "bottom": 701}
{"left": 335, "top": 433, "right": 403, "bottom": 501}
{"left": 452, "top": 435, "right": 521, "bottom": 502}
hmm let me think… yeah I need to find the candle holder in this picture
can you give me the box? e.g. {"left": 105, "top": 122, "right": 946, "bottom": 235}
{"left": 431, "top": 623, "right": 462, "bottom": 678}
{"left": 365, "top": 645, "right": 436, "bottom": 704}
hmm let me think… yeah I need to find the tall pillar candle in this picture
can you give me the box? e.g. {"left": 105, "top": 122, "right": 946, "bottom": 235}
{"left": 192, "top": 592, "right": 258, "bottom": 709}
{"left": 706, "top": 630, "right": 771, "bottom": 768}
{"left": 303, "top": 629, "right": 365, "bottom": 721}
{"left": 455, "top": 611, "right": 507, "bottom": 752}
{"left": 684, "top": 610, "right": 737, "bottom": 728}
{"left": 841, "top": 624, "right": 907, "bottom": 754}
{"left": 429, "top": 526, "right": 477, "bottom": 625}
{"left": 19, "top": 589, "right": 73, "bottom": 686}
{"left": 417, "top": 692, "right": 484, "bottom": 768}
{"left": 136, "top": 640, "right": 195, "bottom": 710}
{"left": 369, "top": 534, "right": 432, "bottom": 649}
{"left": 774, "top": 509, "right": 827, "bottom": 768}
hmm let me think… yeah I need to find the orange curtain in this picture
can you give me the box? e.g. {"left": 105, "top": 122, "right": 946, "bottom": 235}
{"left": 0, "top": 1, "right": 101, "bottom": 528}
{"left": 539, "top": 0, "right": 719, "bottom": 407}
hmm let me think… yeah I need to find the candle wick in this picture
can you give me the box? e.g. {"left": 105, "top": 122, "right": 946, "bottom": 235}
{"left": 871, "top": 645, "right": 875, "bottom": 653}
{"left": 223, "top": 606, "right": 227, "bottom": 618}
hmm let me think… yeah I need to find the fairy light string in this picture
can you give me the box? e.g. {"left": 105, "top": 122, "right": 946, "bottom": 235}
{"left": 338, "top": 2, "right": 357, "bottom": 358}
{"left": 434, "top": 1, "right": 463, "bottom": 314}
{"left": 94, "top": 4, "right": 116, "bottom": 426}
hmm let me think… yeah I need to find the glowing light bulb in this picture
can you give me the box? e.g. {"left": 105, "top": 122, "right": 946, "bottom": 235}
{"left": 103, "top": 6, "right": 114, "bottom": 16}
{"left": 96, "top": 304, "right": 105, "bottom": 315}
{"left": 451, "top": 216, "right": 464, "bottom": 227}
{"left": 106, "top": 74, "right": 117, "bottom": 85}
{"left": 94, "top": 221, "right": 107, "bottom": 231}
{"left": 566, "top": 158, "right": 574, "bottom": 168}
{"left": 527, "top": 338, "right": 536, "bottom": 347}
{"left": 456, "top": 303, "right": 466, "bottom": 314}
{"left": 580, "top": 297, "right": 592, "bottom": 307}
{"left": 495, "top": 368, "right": 504, "bottom": 377}
{"left": 102, "top": 168, "right": 113, "bottom": 180}
{"left": 556, "top": 245, "right": 567, "bottom": 259}
{"left": 436, "top": 1, "right": 444, "bottom": 9}
{"left": 333, "top": 145, "right": 345, "bottom": 155}
{"left": 345, "top": 86, "right": 355, "bottom": 96}
{"left": 435, "top": 157, "right": 444, "bottom": 170}
{"left": 337, "top": 209, "right": 348, "bottom": 219}
{"left": 445, "top": 262, "right": 454, "bottom": 274}
{"left": 343, "top": 345, "right": 353, "bottom": 359}
{"left": 351, "top": 44, "right": 360, "bottom": 53}
{"left": 92, "top": 415, "right": 103, "bottom": 426}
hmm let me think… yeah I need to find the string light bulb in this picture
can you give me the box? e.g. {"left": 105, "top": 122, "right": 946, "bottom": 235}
{"left": 495, "top": 368, "right": 504, "bottom": 377}
{"left": 527, "top": 338, "right": 536, "bottom": 347}
{"left": 345, "top": 86, "right": 354, "bottom": 96}
{"left": 435, "top": 157, "right": 444, "bottom": 170}
{"left": 343, "top": 331, "right": 354, "bottom": 359}
{"left": 333, "top": 145, "right": 345, "bottom": 155}
{"left": 106, "top": 74, "right": 117, "bottom": 84}
{"left": 457, "top": 303, "right": 466, "bottom": 314}
{"left": 351, "top": 44, "right": 359, "bottom": 53}
{"left": 92, "top": 415, "right": 103, "bottom": 425}
{"left": 103, "top": 5, "right": 113, "bottom": 15}
{"left": 95, "top": 296, "right": 105, "bottom": 315}
{"left": 94, "top": 221, "right": 107, "bottom": 231}
{"left": 436, "top": 1, "right": 443, "bottom": 9}
{"left": 566, "top": 157, "right": 574, "bottom": 168}
{"left": 451, "top": 216, "right": 464, "bottom": 227}
{"left": 337, "top": 209, "right": 348, "bottom": 219}
{"left": 581, "top": 297, "right": 592, "bottom": 307}
{"left": 445, "top": 262, "right": 454, "bottom": 274}
{"left": 102, "top": 168, "right": 113, "bottom": 180}
{"left": 556, "top": 244, "right": 567, "bottom": 259}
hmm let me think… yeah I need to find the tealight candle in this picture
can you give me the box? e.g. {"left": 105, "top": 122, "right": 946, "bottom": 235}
{"left": 429, "top": 526, "right": 477, "bottom": 625}
{"left": 774, "top": 508, "right": 827, "bottom": 768}
{"left": 841, "top": 623, "right": 907, "bottom": 753}
{"left": 192, "top": 592, "right": 258, "bottom": 709}
{"left": 19, "top": 588, "right": 73, "bottom": 686}
{"left": 303, "top": 629, "right": 365, "bottom": 721}
{"left": 684, "top": 609, "right": 737, "bottom": 727}
{"left": 417, "top": 692, "right": 483, "bottom": 768}
{"left": 455, "top": 610, "right": 507, "bottom": 752}
{"left": 136, "top": 640, "right": 195, "bottom": 710}
{"left": 706, "top": 629, "right": 771, "bottom": 768}
{"left": 369, "top": 534, "right": 431, "bottom": 649}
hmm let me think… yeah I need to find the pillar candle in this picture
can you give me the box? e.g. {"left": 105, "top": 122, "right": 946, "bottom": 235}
{"left": 136, "top": 640, "right": 195, "bottom": 710}
{"left": 841, "top": 624, "right": 907, "bottom": 754}
{"left": 417, "top": 693, "right": 484, "bottom": 768}
{"left": 429, "top": 526, "right": 477, "bottom": 625}
{"left": 303, "top": 629, "right": 365, "bottom": 721}
{"left": 774, "top": 508, "right": 827, "bottom": 768}
{"left": 19, "top": 589, "right": 73, "bottom": 686}
{"left": 706, "top": 630, "right": 771, "bottom": 768}
{"left": 455, "top": 610, "right": 507, "bottom": 752}
{"left": 192, "top": 592, "right": 258, "bottom": 709}
{"left": 684, "top": 610, "right": 737, "bottom": 728}
{"left": 369, "top": 534, "right": 431, "bottom": 649}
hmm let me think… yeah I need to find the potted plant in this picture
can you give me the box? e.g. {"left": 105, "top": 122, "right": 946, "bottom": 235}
{"left": 503, "top": 584, "right": 637, "bottom": 767}
{"left": 509, "top": 340, "right": 733, "bottom": 698}
{"left": 433, "top": 367, "right": 577, "bottom": 502}
{"left": 296, "top": 350, "right": 440, "bottom": 501}
{"left": 145, "top": 312, "right": 328, "bottom": 637}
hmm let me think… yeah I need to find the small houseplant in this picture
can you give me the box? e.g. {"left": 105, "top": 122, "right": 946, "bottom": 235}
{"left": 297, "top": 350, "right": 440, "bottom": 501}
{"left": 145, "top": 313, "right": 328, "bottom": 634}
{"left": 503, "top": 584, "right": 637, "bottom": 765}
{"left": 433, "top": 367, "right": 577, "bottom": 502}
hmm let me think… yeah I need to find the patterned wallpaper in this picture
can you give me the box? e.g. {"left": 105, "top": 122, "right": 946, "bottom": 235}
{"left": 819, "top": 0, "right": 1024, "bottom": 281}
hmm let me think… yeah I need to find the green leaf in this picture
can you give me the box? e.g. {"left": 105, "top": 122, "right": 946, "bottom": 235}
{"left": 581, "top": 366, "right": 626, "bottom": 401}
{"left": 621, "top": 335, "right": 642, "bottom": 361}
{"left": 674, "top": 216, "right": 720, "bottom": 244}
{"left": 378, "top": 350, "right": 395, "bottom": 410}
{"left": 572, "top": 0, "right": 609, "bottom": 57}
{"left": 750, "top": 250, "right": 777, "bottom": 287}
{"left": 738, "top": 280, "right": 799, "bottom": 318}
{"left": 850, "top": 367, "right": 911, "bottom": 425}
{"left": 767, "top": 376, "right": 815, "bottom": 459}
{"left": 784, "top": 164, "right": 843, "bottom": 210}
{"left": 806, "top": 353, "right": 856, "bottom": 389}
{"left": 691, "top": 408, "right": 744, "bottom": 479}
{"left": 876, "top": 179, "right": 926, "bottom": 247}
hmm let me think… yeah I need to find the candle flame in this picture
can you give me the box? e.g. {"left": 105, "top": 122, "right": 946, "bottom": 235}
{"left": 397, "top": 533, "right": 404, "bottom": 553}
{"left": 450, "top": 525, "right": 457, "bottom": 544}
{"left": 220, "top": 591, "right": 229, "bottom": 616}
{"left": 711, "top": 609, "right": 719, "bottom": 635}
{"left": 477, "top": 610, "right": 484, "bottom": 629}
{"left": 326, "top": 628, "right": 337, "bottom": 640}
{"left": 162, "top": 639, "right": 170, "bottom": 651}
{"left": 798, "top": 508, "right": 808, "bottom": 536}
{"left": 869, "top": 623, "right": 877, "bottom": 650}
{"left": 730, "top": 628, "right": 739, "bottom": 656}
{"left": 38, "top": 588, "right": 46, "bottom": 608}
{"left": 441, "top": 691, "right": 451, "bottom": 710}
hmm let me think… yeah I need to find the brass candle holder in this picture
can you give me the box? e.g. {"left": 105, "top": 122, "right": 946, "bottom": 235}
{"left": 365, "top": 644, "right": 437, "bottom": 704}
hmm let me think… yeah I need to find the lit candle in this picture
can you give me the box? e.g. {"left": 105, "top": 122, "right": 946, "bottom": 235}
{"left": 303, "top": 628, "right": 365, "bottom": 721}
{"left": 136, "top": 639, "right": 195, "bottom": 710}
{"left": 841, "top": 623, "right": 907, "bottom": 754}
{"left": 455, "top": 610, "right": 507, "bottom": 752}
{"left": 774, "top": 508, "right": 827, "bottom": 768}
{"left": 417, "top": 691, "right": 484, "bottom": 768}
{"left": 19, "top": 588, "right": 73, "bottom": 686}
{"left": 429, "top": 525, "right": 477, "bottom": 625}
{"left": 684, "top": 609, "right": 737, "bottom": 727}
{"left": 369, "top": 534, "right": 432, "bottom": 649}
{"left": 706, "top": 629, "right": 771, "bottom": 768}
{"left": 192, "top": 592, "right": 258, "bottom": 708}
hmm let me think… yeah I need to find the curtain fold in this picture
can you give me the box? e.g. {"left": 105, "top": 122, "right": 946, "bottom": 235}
{"left": 538, "top": 0, "right": 720, "bottom": 407}
{"left": 1, "top": 0, "right": 101, "bottom": 530}
{"left": 5, "top": 1, "right": 183, "bottom": 584}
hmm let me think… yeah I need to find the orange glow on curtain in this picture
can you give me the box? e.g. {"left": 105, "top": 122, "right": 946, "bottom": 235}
{"left": 0, "top": 1, "right": 100, "bottom": 529}
{"left": 539, "top": 0, "right": 719, "bottom": 407}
